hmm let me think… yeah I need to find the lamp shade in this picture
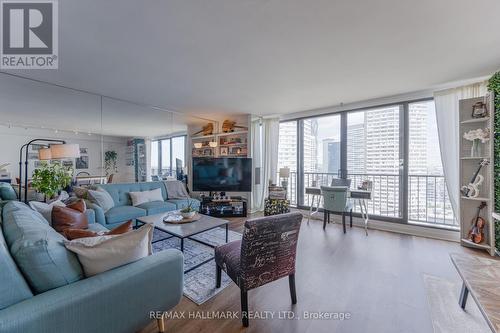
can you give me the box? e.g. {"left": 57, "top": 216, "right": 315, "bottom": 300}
{"left": 38, "top": 147, "right": 52, "bottom": 160}
{"left": 50, "top": 144, "right": 80, "bottom": 159}
{"left": 279, "top": 167, "right": 290, "bottom": 178}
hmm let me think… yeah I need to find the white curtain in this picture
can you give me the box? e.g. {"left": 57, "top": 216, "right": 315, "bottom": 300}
{"left": 251, "top": 117, "right": 280, "bottom": 212}
{"left": 433, "top": 82, "right": 488, "bottom": 218}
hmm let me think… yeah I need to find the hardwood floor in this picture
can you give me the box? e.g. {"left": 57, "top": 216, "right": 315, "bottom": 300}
{"left": 142, "top": 211, "right": 481, "bottom": 333}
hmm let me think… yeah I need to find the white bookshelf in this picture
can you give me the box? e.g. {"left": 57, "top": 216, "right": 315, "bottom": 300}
{"left": 458, "top": 95, "right": 495, "bottom": 256}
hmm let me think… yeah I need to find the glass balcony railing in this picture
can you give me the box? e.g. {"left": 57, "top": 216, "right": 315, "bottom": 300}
{"left": 278, "top": 171, "right": 457, "bottom": 228}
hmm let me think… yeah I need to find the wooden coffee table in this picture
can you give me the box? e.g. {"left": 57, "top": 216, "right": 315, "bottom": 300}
{"left": 137, "top": 212, "right": 229, "bottom": 273}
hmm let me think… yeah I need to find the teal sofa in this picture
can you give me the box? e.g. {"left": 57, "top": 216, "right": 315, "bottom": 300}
{"left": 88, "top": 181, "right": 200, "bottom": 229}
{"left": 0, "top": 201, "right": 184, "bottom": 333}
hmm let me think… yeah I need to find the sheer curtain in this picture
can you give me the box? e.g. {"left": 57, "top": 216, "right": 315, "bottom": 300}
{"left": 251, "top": 117, "right": 280, "bottom": 212}
{"left": 433, "top": 82, "right": 487, "bottom": 218}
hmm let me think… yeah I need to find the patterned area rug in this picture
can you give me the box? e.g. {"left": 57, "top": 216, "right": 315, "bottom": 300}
{"left": 152, "top": 227, "right": 242, "bottom": 305}
{"left": 423, "top": 274, "right": 490, "bottom": 333}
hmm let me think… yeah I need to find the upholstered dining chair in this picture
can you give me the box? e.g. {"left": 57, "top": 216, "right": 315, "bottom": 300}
{"left": 321, "top": 186, "right": 353, "bottom": 233}
{"left": 215, "top": 212, "right": 303, "bottom": 327}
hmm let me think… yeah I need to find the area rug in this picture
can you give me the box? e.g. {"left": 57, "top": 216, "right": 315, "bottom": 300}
{"left": 423, "top": 274, "right": 490, "bottom": 333}
{"left": 152, "top": 227, "right": 242, "bottom": 305}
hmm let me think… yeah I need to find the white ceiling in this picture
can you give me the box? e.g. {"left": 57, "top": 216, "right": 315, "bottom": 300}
{"left": 4, "top": 0, "right": 500, "bottom": 117}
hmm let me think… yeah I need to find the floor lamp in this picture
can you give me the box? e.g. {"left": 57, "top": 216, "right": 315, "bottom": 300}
{"left": 19, "top": 139, "right": 80, "bottom": 203}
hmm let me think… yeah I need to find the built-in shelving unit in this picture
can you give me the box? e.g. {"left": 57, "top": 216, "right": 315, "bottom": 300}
{"left": 191, "top": 130, "right": 248, "bottom": 158}
{"left": 459, "top": 95, "right": 495, "bottom": 256}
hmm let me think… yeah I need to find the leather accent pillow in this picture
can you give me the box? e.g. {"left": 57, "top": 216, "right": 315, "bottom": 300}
{"left": 63, "top": 221, "right": 133, "bottom": 240}
{"left": 64, "top": 223, "right": 153, "bottom": 277}
{"left": 66, "top": 199, "right": 86, "bottom": 213}
{"left": 29, "top": 200, "right": 65, "bottom": 224}
{"left": 52, "top": 205, "right": 89, "bottom": 233}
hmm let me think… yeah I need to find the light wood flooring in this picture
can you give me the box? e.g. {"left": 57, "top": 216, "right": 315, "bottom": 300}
{"left": 141, "top": 211, "right": 483, "bottom": 333}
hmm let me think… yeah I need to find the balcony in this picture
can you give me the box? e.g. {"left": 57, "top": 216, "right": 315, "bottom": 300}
{"left": 280, "top": 171, "right": 457, "bottom": 229}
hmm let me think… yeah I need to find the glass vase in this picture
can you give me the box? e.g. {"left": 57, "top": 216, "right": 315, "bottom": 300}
{"left": 471, "top": 139, "right": 482, "bottom": 157}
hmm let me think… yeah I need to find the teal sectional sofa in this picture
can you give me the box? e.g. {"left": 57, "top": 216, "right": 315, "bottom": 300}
{"left": 0, "top": 201, "right": 184, "bottom": 333}
{"left": 88, "top": 181, "right": 200, "bottom": 229}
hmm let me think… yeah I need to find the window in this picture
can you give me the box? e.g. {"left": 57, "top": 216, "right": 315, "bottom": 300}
{"left": 161, "top": 139, "right": 171, "bottom": 176}
{"left": 151, "top": 140, "right": 159, "bottom": 176}
{"left": 277, "top": 99, "right": 456, "bottom": 228}
{"left": 347, "top": 106, "right": 401, "bottom": 218}
{"left": 408, "top": 101, "right": 454, "bottom": 226}
{"left": 150, "top": 135, "right": 186, "bottom": 179}
{"left": 278, "top": 121, "right": 298, "bottom": 204}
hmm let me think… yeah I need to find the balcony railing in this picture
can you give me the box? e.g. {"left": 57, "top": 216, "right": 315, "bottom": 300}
{"left": 279, "top": 171, "right": 457, "bottom": 228}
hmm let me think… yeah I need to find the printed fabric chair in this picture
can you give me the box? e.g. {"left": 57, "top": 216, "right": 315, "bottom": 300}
{"left": 321, "top": 185, "right": 353, "bottom": 233}
{"left": 214, "top": 212, "right": 303, "bottom": 327}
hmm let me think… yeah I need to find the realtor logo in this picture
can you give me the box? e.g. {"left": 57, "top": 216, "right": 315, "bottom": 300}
{"left": 1, "top": 0, "right": 58, "bottom": 69}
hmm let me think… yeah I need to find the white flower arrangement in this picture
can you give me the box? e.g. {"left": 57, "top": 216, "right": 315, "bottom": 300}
{"left": 463, "top": 128, "right": 490, "bottom": 143}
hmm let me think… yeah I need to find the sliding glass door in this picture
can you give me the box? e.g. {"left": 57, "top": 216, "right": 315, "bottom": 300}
{"left": 277, "top": 99, "right": 456, "bottom": 228}
{"left": 346, "top": 106, "right": 402, "bottom": 219}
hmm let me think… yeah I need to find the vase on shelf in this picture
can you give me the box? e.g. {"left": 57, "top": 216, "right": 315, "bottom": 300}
{"left": 471, "top": 139, "right": 482, "bottom": 157}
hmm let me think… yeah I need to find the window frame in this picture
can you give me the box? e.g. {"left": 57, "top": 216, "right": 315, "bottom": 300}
{"left": 278, "top": 97, "right": 456, "bottom": 229}
{"left": 151, "top": 134, "right": 187, "bottom": 177}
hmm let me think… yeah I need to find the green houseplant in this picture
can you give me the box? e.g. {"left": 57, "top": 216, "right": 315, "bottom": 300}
{"left": 31, "top": 162, "right": 73, "bottom": 201}
{"left": 104, "top": 150, "right": 118, "bottom": 176}
{"left": 488, "top": 71, "right": 500, "bottom": 252}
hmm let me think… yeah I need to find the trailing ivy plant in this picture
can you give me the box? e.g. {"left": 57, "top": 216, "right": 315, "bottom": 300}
{"left": 31, "top": 162, "right": 73, "bottom": 201}
{"left": 488, "top": 71, "right": 500, "bottom": 252}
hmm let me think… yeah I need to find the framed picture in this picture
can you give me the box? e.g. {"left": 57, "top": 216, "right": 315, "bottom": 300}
{"left": 220, "top": 147, "right": 228, "bottom": 156}
{"left": 75, "top": 156, "right": 89, "bottom": 169}
{"left": 62, "top": 160, "right": 74, "bottom": 168}
{"left": 79, "top": 148, "right": 88, "bottom": 155}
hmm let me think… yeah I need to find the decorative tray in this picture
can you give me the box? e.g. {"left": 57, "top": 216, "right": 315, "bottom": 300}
{"left": 163, "top": 213, "right": 201, "bottom": 224}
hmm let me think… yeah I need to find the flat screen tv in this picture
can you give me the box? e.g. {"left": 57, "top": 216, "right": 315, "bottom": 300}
{"left": 192, "top": 157, "right": 252, "bottom": 192}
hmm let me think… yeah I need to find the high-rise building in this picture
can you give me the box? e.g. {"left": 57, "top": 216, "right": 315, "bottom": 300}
{"left": 303, "top": 119, "right": 318, "bottom": 172}
{"left": 322, "top": 139, "right": 340, "bottom": 173}
{"left": 347, "top": 122, "right": 365, "bottom": 174}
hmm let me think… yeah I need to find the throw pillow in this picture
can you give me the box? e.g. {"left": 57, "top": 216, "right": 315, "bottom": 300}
{"left": 52, "top": 205, "right": 89, "bottom": 233}
{"left": 0, "top": 183, "right": 17, "bottom": 200}
{"left": 29, "top": 200, "right": 66, "bottom": 224}
{"left": 64, "top": 223, "right": 153, "bottom": 276}
{"left": 63, "top": 220, "right": 133, "bottom": 240}
{"left": 129, "top": 188, "right": 163, "bottom": 206}
{"left": 66, "top": 199, "right": 86, "bottom": 213}
{"left": 87, "top": 188, "right": 114, "bottom": 212}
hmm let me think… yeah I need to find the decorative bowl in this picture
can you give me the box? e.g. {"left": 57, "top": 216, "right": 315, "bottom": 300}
{"left": 181, "top": 211, "right": 196, "bottom": 219}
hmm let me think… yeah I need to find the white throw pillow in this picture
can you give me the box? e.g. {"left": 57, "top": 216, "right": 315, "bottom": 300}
{"left": 129, "top": 188, "right": 163, "bottom": 206}
{"left": 29, "top": 200, "right": 66, "bottom": 224}
{"left": 64, "top": 223, "right": 153, "bottom": 277}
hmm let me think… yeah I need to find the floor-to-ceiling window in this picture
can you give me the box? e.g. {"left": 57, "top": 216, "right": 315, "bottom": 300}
{"left": 277, "top": 99, "right": 456, "bottom": 228}
{"left": 408, "top": 101, "right": 455, "bottom": 226}
{"left": 277, "top": 121, "right": 298, "bottom": 204}
{"left": 150, "top": 135, "right": 186, "bottom": 178}
{"left": 347, "top": 106, "right": 401, "bottom": 218}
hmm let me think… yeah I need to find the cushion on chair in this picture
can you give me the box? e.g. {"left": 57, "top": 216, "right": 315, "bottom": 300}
{"left": 0, "top": 183, "right": 17, "bottom": 201}
{"left": 166, "top": 198, "right": 200, "bottom": 210}
{"left": 0, "top": 227, "right": 33, "bottom": 310}
{"left": 88, "top": 188, "right": 115, "bottom": 212}
{"left": 215, "top": 240, "right": 242, "bottom": 285}
{"left": 2, "top": 202, "right": 84, "bottom": 294}
{"left": 136, "top": 201, "right": 177, "bottom": 215}
{"left": 129, "top": 188, "right": 163, "bottom": 206}
{"left": 104, "top": 206, "right": 146, "bottom": 224}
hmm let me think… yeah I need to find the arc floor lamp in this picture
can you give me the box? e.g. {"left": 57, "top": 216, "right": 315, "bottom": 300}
{"left": 18, "top": 139, "right": 80, "bottom": 203}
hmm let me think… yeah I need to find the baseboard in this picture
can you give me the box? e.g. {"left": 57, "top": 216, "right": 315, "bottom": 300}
{"left": 304, "top": 213, "right": 460, "bottom": 243}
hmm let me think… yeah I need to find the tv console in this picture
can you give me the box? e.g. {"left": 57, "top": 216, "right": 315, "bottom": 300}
{"left": 199, "top": 196, "right": 247, "bottom": 218}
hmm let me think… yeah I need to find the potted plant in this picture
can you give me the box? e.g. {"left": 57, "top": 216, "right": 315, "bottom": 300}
{"left": 180, "top": 201, "right": 197, "bottom": 219}
{"left": 104, "top": 150, "right": 118, "bottom": 176}
{"left": 31, "top": 162, "right": 73, "bottom": 201}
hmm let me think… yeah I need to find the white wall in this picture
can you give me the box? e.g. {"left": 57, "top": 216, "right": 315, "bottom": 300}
{"left": 0, "top": 127, "right": 134, "bottom": 183}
